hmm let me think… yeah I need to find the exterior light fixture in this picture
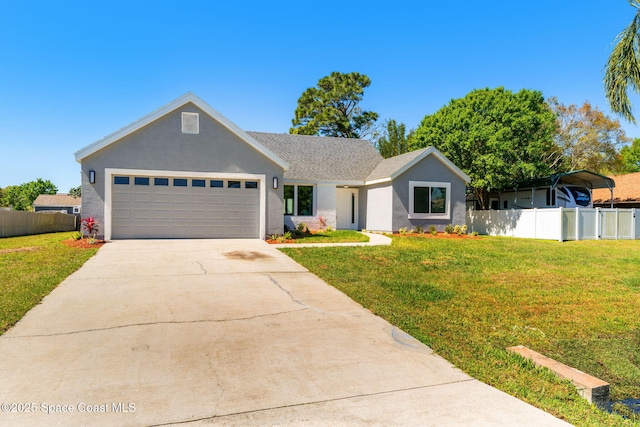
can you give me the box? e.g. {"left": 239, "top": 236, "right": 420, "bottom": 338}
{"left": 273, "top": 177, "right": 278, "bottom": 189}
{"left": 89, "top": 170, "right": 96, "bottom": 184}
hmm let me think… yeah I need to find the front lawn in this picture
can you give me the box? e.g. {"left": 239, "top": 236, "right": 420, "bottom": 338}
{"left": 0, "top": 232, "right": 99, "bottom": 335}
{"left": 290, "top": 230, "right": 369, "bottom": 244}
{"left": 268, "top": 230, "right": 369, "bottom": 244}
{"left": 281, "top": 236, "right": 640, "bottom": 426}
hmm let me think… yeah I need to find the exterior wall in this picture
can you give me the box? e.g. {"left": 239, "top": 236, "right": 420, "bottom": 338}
{"left": 80, "top": 103, "right": 284, "bottom": 239}
{"left": 391, "top": 155, "right": 467, "bottom": 232}
{"left": 284, "top": 183, "right": 336, "bottom": 231}
{"left": 317, "top": 184, "right": 337, "bottom": 229}
{"left": 34, "top": 206, "right": 78, "bottom": 215}
{"left": 363, "top": 184, "right": 393, "bottom": 232}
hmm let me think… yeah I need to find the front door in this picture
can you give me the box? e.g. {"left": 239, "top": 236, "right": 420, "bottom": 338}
{"left": 336, "top": 188, "right": 359, "bottom": 230}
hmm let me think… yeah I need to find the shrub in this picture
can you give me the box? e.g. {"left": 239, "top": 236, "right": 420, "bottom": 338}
{"left": 459, "top": 225, "right": 468, "bottom": 235}
{"left": 444, "top": 224, "right": 454, "bottom": 234}
{"left": 453, "top": 225, "right": 462, "bottom": 235}
{"left": 326, "top": 226, "right": 333, "bottom": 232}
{"left": 71, "top": 231, "right": 83, "bottom": 240}
{"left": 318, "top": 216, "right": 327, "bottom": 229}
{"left": 429, "top": 225, "right": 438, "bottom": 235}
{"left": 399, "top": 227, "right": 408, "bottom": 235}
{"left": 415, "top": 225, "right": 424, "bottom": 234}
{"left": 471, "top": 231, "right": 479, "bottom": 237}
{"left": 81, "top": 217, "right": 99, "bottom": 242}
{"left": 276, "top": 231, "right": 292, "bottom": 243}
{"left": 297, "top": 222, "right": 308, "bottom": 233}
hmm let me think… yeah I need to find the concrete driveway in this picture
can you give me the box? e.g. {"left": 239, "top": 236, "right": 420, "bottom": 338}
{"left": 0, "top": 240, "right": 571, "bottom": 426}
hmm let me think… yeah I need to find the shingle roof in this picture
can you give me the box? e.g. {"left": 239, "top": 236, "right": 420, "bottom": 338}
{"left": 247, "top": 132, "right": 383, "bottom": 181}
{"left": 365, "top": 148, "right": 431, "bottom": 182}
{"left": 33, "top": 194, "right": 81, "bottom": 207}
{"left": 592, "top": 172, "right": 640, "bottom": 203}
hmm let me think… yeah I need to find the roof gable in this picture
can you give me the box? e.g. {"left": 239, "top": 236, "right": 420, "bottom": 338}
{"left": 365, "top": 147, "right": 471, "bottom": 184}
{"left": 74, "top": 93, "right": 288, "bottom": 170}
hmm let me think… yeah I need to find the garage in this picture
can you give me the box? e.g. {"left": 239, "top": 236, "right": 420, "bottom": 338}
{"left": 110, "top": 174, "right": 261, "bottom": 239}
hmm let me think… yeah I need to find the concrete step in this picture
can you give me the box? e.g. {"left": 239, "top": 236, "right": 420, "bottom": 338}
{"left": 507, "top": 345, "right": 609, "bottom": 406}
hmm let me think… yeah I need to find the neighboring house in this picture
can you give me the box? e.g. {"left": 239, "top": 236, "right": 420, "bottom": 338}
{"left": 592, "top": 172, "right": 640, "bottom": 208}
{"left": 33, "top": 194, "right": 82, "bottom": 215}
{"left": 74, "top": 93, "right": 470, "bottom": 240}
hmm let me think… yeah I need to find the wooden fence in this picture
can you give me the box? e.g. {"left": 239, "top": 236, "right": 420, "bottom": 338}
{"left": 0, "top": 211, "right": 78, "bottom": 238}
{"left": 467, "top": 208, "right": 640, "bottom": 241}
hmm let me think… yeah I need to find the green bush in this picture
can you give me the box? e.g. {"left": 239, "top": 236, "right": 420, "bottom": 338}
{"left": 444, "top": 224, "right": 454, "bottom": 234}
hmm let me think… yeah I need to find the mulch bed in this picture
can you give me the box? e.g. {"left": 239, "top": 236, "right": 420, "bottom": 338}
{"left": 266, "top": 239, "right": 296, "bottom": 244}
{"left": 62, "top": 239, "right": 107, "bottom": 249}
{"left": 393, "top": 232, "right": 479, "bottom": 239}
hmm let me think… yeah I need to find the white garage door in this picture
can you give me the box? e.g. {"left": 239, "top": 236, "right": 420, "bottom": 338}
{"left": 111, "top": 175, "right": 260, "bottom": 239}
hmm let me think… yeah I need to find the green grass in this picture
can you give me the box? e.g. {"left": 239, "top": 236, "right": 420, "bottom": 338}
{"left": 0, "top": 232, "right": 99, "bottom": 335}
{"left": 290, "top": 230, "right": 369, "bottom": 244}
{"left": 281, "top": 236, "right": 640, "bottom": 427}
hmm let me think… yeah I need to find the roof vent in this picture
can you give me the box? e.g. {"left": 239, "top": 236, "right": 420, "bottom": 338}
{"left": 182, "top": 112, "right": 199, "bottom": 134}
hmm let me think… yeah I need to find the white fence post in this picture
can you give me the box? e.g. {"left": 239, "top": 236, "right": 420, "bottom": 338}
{"left": 558, "top": 207, "right": 564, "bottom": 242}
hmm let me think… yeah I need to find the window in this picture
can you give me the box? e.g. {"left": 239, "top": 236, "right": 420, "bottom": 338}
{"left": 73, "top": 206, "right": 80, "bottom": 214}
{"left": 134, "top": 177, "right": 149, "bottom": 186}
{"left": 283, "top": 184, "right": 314, "bottom": 216}
{"left": 297, "top": 186, "right": 313, "bottom": 216}
{"left": 409, "top": 181, "right": 451, "bottom": 219}
{"left": 284, "top": 185, "right": 294, "bottom": 215}
{"left": 228, "top": 181, "right": 241, "bottom": 189}
{"left": 154, "top": 178, "right": 169, "bottom": 186}
{"left": 210, "top": 180, "right": 223, "bottom": 188}
{"left": 546, "top": 189, "right": 556, "bottom": 206}
{"left": 192, "top": 179, "right": 205, "bottom": 187}
{"left": 182, "top": 112, "right": 199, "bottom": 134}
{"left": 245, "top": 181, "right": 258, "bottom": 189}
{"left": 114, "top": 176, "right": 130, "bottom": 185}
{"left": 173, "top": 178, "right": 188, "bottom": 187}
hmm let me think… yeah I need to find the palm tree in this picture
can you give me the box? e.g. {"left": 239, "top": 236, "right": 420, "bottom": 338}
{"left": 605, "top": 1, "right": 640, "bottom": 123}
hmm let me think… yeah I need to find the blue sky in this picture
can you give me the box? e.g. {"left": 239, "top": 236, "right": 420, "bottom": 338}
{"left": 1, "top": 1, "right": 638, "bottom": 193}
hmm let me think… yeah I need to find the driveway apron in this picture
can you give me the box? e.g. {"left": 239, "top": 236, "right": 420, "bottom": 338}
{"left": 0, "top": 240, "right": 571, "bottom": 426}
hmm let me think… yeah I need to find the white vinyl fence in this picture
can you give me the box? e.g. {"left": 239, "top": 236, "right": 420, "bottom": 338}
{"left": 467, "top": 208, "right": 640, "bottom": 241}
{"left": 0, "top": 211, "right": 78, "bottom": 238}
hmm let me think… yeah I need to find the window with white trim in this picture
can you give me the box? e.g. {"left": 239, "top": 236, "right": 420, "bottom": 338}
{"left": 283, "top": 184, "right": 314, "bottom": 216}
{"left": 409, "top": 181, "right": 451, "bottom": 219}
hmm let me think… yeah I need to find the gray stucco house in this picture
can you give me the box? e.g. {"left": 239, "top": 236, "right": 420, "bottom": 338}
{"left": 74, "top": 93, "right": 470, "bottom": 240}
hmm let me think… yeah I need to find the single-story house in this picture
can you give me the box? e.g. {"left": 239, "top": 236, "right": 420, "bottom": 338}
{"left": 592, "top": 171, "right": 640, "bottom": 208}
{"left": 74, "top": 93, "right": 470, "bottom": 240}
{"left": 33, "top": 194, "right": 82, "bottom": 215}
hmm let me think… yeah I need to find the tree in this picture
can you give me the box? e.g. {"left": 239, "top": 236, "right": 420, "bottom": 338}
{"left": 410, "top": 87, "right": 559, "bottom": 210}
{"left": 69, "top": 186, "right": 82, "bottom": 198}
{"left": 290, "top": 71, "right": 378, "bottom": 139}
{"left": 374, "top": 120, "right": 414, "bottom": 158}
{"left": 549, "top": 98, "right": 629, "bottom": 174}
{"left": 604, "top": 0, "right": 640, "bottom": 123}
{"left": 1, "top": 178, "right": 57, "bottom": 210}
{"left": 619, "top": 138, "right": 640, "bottom": 172}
